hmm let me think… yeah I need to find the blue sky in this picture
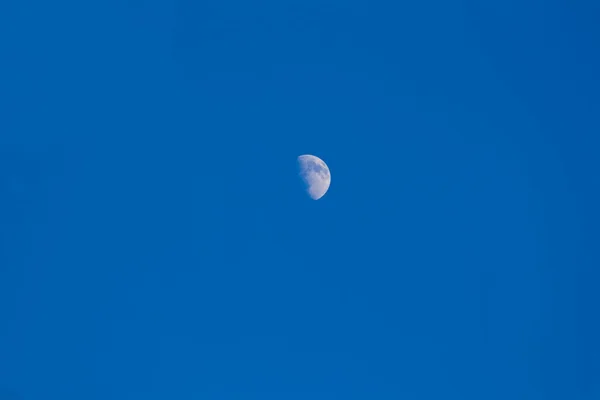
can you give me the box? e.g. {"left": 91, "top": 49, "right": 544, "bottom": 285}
{"left": 1, "top": 0, "right": 599, "bottom": 399}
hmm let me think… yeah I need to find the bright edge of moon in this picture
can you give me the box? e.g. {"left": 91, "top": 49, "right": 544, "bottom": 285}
{"left": 297, "top": 154, "right": 331, "bottom": 200}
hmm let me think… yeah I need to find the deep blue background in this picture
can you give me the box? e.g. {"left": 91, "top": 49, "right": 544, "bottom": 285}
{"left": 1, "top": 0, "right": 599, "bottom": 398}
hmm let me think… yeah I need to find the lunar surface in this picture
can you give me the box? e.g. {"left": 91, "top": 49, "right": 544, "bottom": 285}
{"left": 297, "top": 154, "right": 331, "bottom": 200}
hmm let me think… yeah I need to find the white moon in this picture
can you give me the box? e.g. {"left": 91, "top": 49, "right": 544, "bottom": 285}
{"left": 297, "top": 154, "right": 331, "bottom": 200}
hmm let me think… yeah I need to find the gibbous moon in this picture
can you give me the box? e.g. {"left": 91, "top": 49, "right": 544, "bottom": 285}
{"left": 297, "top": 154, "right": 331, "bottom": 200}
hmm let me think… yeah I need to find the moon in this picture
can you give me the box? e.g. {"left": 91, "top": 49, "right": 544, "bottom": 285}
{"left": 297, "top": 154, "right": 331, "bottom": 200}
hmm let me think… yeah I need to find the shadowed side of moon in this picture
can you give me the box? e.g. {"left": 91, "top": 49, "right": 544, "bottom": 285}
{"left": 297, "top": 154, "right": 331, "bottom": 200}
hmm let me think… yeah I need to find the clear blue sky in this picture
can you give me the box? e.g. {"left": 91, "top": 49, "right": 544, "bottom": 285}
{"left": 1, "top": 0, "right": 599, "bottom": 399}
